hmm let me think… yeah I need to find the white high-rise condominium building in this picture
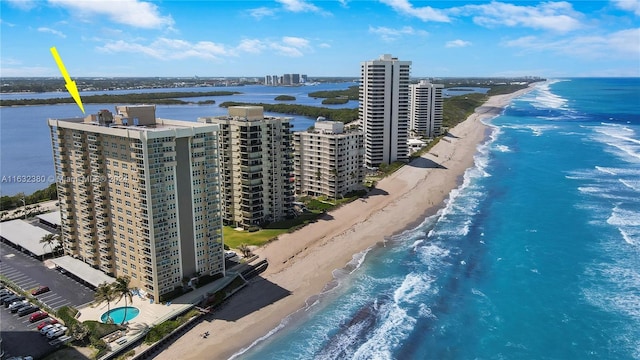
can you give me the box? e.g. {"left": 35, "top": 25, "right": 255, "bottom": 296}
{"left": 359, "top": 54, "right": 411, "bottom": 169}
{"left": 199, "top": 106, "right": 295, "bottom": 228}
{"left": 410, "top": 80, "right": 444, "bottom": 138}
{"left": 294, "top": 120, "right": 364, "bottom": 198}
{"left": 48, "top": 105, "right": 224, "bottom": 302}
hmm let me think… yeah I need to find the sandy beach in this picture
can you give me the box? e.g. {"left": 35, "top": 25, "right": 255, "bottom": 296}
{"left": 157, "top": 87, "right": 535, "bottom": 360}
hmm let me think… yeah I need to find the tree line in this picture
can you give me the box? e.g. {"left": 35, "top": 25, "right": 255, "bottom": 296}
{"left": 1, "top": 183, "right": 57, "bottom": 211}
{"left": 0, "top": 91, "right": 241, "bottom": 107}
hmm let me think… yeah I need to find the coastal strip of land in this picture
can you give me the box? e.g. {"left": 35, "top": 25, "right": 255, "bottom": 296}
{"left": 158, "top": 86, "right": 536, "bottom": 360}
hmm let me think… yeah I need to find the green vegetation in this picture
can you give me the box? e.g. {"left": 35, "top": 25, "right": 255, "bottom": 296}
{"left": 0, "top": 91, "right": 241, "bottom": 107}
{"left": 1, "top": 183, "right": 57, "bottom": 211}
{"left": 144, "top": 309, "right": 201, "bottom": 344}
{"left": 223, "top": 226, "right": 287, "bottom": 248}
{"left": 275, "top": 95, "right": 296, "bottom": 101}
{"left": 309, "top": 85, "right": 359, "bottom": 100}
{"left": 322, "top": 98, "right": 349, "bottom": 105}
{"left": 487, "top": 83, "right": 529, "bottom": 96}
{"left": 443, "top": 93, "right": 487, "bottom": 129}
{"left": 220, "top": 101, "right": 358, "bottom": 123}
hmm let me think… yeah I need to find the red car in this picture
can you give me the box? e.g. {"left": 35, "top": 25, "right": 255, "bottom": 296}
{"left": 37, "top": 318, "right": 58, "bottom": 330}
{"left": 30, "top": 311, "right": 49, "bottom": 323}
{"left": 32, "top": 286, "right": 50, "bottom": 295}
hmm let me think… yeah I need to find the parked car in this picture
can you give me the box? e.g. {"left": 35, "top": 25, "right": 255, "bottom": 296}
{"left": 18, "top": 305, "right": 39, "bottom": 316}
{"left": 0, "top": 291, "right": 15, "bottom": 301}
{"left": 8, "top": 300, "right": 29, "bottom": 311}
{"left": 3, "top": 295, "right": 24, "bottom": 307}
{"left": 29, "top": 311, "right": 49, "bottom": 322}
{"left": 46, "top": 326, "right": 68, "bottom": 339}
{"left": 41, "top": 323, "right": 63, "bottom": 335}
{"left": 37, "top": 319, "right": 59, "bottom": 330}
{"left": 10, "top": 302, "right": 31, "bottom": 313}
{"left": 31, "top": 286, "right": 50, "bottom": 296}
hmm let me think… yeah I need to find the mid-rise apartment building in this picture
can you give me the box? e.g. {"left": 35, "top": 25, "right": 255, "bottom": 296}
{"left": 359, "top": 54, "right": 412, "bottom": 169}
{"left": 410, "top": 80, "right": 444, "bottom": 137}
{"left": 199, "top": 106, "right": 295, "bottom": 228}
{"left": 294, "top": 120, "right": 364, "bottom": 198}
{"left": 48, "top": 105, "right": 224, "bottom": 302}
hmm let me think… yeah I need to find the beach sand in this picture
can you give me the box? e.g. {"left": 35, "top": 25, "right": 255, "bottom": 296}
{"left": 157, "top": 87, "right": 535, "bottom": 360}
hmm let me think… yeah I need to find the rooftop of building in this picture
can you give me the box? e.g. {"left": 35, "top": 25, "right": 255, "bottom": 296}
{"left": 0, "top": 219, "right": 59, "bottom": 257}
{"left": 48, "top": 105, "right": 218, "bottom": 135}
{"left": 199, "top": 105, "right": 291, "bottom": 123}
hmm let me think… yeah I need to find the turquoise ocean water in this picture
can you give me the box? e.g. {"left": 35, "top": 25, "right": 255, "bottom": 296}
{"left": 236, "top": 78, "right": 640, "bottom": 360}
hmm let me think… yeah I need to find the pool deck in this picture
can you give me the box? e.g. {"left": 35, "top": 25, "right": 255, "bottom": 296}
{"left": 76, "top": 273, "right": 241, "bottom": 353}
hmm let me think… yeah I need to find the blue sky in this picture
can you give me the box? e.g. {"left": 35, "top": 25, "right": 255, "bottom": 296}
{"left": 1, "top": 0, "right": 638, "bottom": 78}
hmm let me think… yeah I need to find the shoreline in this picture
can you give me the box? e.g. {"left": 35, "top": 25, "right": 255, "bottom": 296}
{"left": 157, "top": 86, "right": 537, "bottom": 360}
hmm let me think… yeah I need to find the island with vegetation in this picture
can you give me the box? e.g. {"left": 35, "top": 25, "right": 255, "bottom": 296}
{"left": 275, "top": 95, "right": 296, "bottom": 101}
{"left": 0, "top": 91, "right": 241, "bottom": 107}
{"left": 309, "top": 85, "right": 359, "bottom": 100}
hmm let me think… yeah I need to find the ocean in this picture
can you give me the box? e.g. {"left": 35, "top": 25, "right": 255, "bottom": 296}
{"left": 235, "top": 78, "right": 640, "bottom": 360}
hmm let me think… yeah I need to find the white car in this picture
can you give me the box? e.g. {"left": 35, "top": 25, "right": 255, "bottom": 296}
{"left": 46, "top": 326, "right": 68, "bottom": 339}
{"left": 40, "top": 323, "right": 62, "bottom": 335}
{"left": 8, "top": 300, "right": 29, "bottom": 311}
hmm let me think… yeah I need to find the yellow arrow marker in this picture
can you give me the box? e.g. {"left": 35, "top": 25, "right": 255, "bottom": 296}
{"left": 50, "top": 46, "right": 85, "bottom": 114}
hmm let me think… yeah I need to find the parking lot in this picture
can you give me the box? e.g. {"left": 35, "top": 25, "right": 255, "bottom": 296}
{"left": 0, "top": 242, "right": 96, "bottom": 358}
{"left": 1, "top": 286, "right": 63, "bottom": 360}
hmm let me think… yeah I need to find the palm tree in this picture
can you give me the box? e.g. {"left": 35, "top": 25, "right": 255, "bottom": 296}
{"left": 112, "top": 276, "right": 133, "bottom": 325}
{"left": 94, "top": 282, "right": 115, "bottom": 323}
{"left": 40, "top": 233, "right": 56, "bottom": 255}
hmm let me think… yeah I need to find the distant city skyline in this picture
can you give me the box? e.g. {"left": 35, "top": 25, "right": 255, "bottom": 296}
{"left": 1, "top": 0, "right": 638, "bottom": 78}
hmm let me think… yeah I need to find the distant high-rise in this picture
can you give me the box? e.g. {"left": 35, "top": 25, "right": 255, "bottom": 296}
{"left": 199, "top": 107, "right": 295, "bottom": 228}
{"left": 359, "top": 54, "right": 411, "bottom": 169}
{"left": 294, "top": 120, "right": 364, "bottom": 198}
{"left": 410, "top": 80, "right": 444, "bottom": 137}
{"left": 48, "top": 105, "right": 224, "bottom": 302}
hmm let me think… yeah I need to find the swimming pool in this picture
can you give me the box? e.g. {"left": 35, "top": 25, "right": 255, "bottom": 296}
{"left": 101, "top": 306, "right": 140, "bottom": 324}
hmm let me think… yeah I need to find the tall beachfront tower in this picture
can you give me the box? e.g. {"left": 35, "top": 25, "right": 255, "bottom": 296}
{"left": 48, "top": 105, "right": 224, "bottom": 302}
{"left": 410, "top": 80, "right": 444, "bottom": 138}
{"left": 293, "top": 120, "right": 364, "bottom": 198}
{"left": 359, "top": 54, "right": 412, "bottom": 169}
{"left": 199, "top": 106, "right": 295, "bottom": 229}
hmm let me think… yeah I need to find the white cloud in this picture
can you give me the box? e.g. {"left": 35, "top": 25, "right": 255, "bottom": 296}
{"left": 282, "top": 36, "right": 310, "bottom": 48}
{"left": 612, "top": 0, "right": 640, "bottom": 16}
{"left": 5, "top": 0, "right": 37, "bottom": 10}
{"left": 369, "top": 25, "right": 428, "bottom": 41}
{"left": 276, "top": 0, "right": 321, "bottom": 13}
{"left": 237, "top": 39, "right": 267, "bottom": 54}
{"left": 249, "top": 7, "right": 276, "bottom": 20}
{"left": 48, "top": 0, "right": 174, "bottom": 29}
{"left": 0, "top": 19, "right": 17, "bottom": 27}
{"left": 98, "top": 38, "right": 229, "bottom": 60}
{"left": 269, "top": 36, "right": 312, "bottom": 57}
{"left": 96, "top": 35, "right": 315, "bottom": 60}
{"left": 318, "top": 43, "right": 331, "bottom": 48}
{"left": 249, "top": 0, "right": 330, "bottom": 19}
{"left": 38, "top": 27, "right": 66, "bottom": 38}
{"left": 446, "top": 39, "right": 471, "bottom": 48}
{"left": 379, "top": 0, "right": 450, "bottom": 22}
{"left": 1, "top": 66, "right": 55, "bottom": 77}
{"left": 456, "top": 1, "right": 582, "bottom": 33}
{"left": 504, "top": 28, "right": 640, "bottom": 58}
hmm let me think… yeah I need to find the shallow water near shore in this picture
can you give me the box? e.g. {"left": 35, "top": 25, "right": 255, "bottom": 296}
{"left": 237, "top": 78, "right": 640, "bottom": 359}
